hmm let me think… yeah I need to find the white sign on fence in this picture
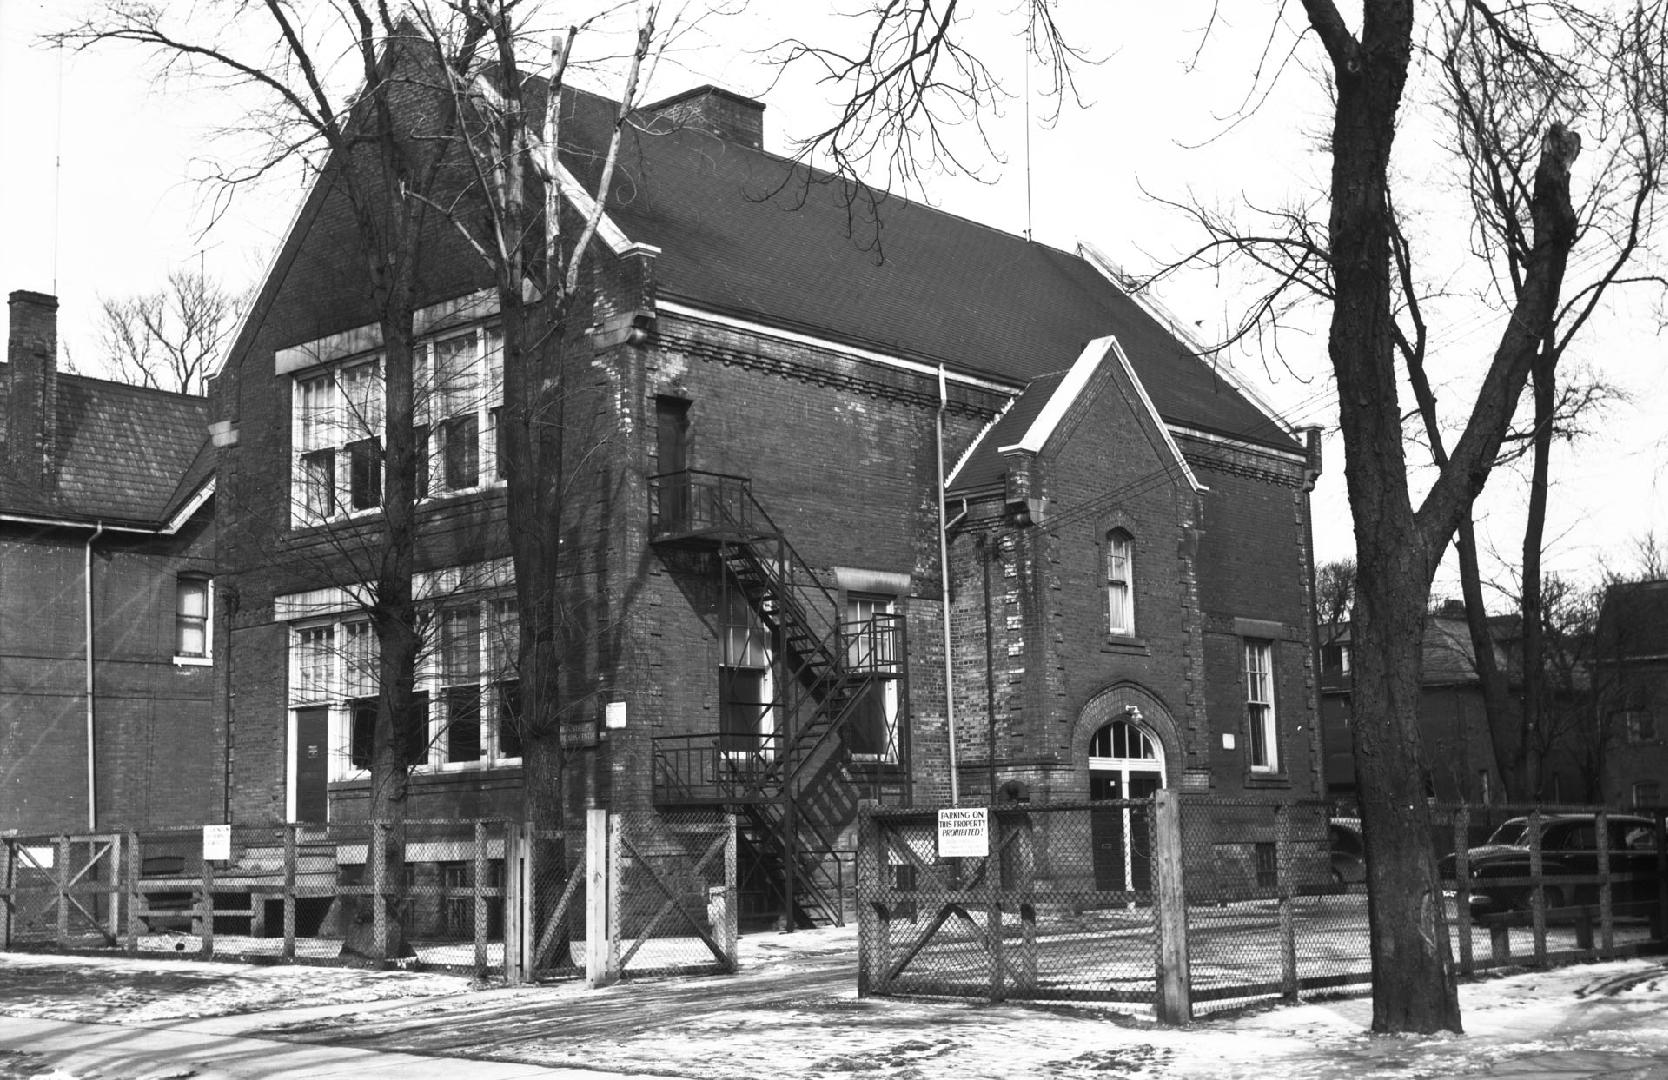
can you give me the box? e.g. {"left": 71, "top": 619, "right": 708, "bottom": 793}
{"left": 202, "top": 824, "right": 231, "bottom": 862}
{"left": 937, "top": 807, "right": 989, "bottom": 858}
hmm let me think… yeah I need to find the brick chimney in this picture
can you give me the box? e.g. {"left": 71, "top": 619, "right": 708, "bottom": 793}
{"left": 638, "top": 85, "right": 765, "bottom": 151}
{"left": 7, "top": 290, "right": 60, "bottom": 489}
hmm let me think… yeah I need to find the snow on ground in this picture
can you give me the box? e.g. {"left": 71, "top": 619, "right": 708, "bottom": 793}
{"left": 3, "top": 927, "right": 1668, "bottom": 1078}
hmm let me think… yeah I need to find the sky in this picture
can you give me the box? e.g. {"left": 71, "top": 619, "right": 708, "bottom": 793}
{"left": 1, "top": 0, "right": 1664, "bottom": 596}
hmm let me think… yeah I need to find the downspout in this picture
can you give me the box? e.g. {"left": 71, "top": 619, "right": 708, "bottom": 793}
{"left": 937, "top": 364, "right": 959, "bottom": 805}
{"left": 85, "top": 521, "right": 104, "bottom": 831}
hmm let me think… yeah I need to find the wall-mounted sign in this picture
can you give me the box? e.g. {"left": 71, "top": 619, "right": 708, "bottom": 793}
{"left": 605, "top": 701, "right": 628, "bottom": 729}
{"left": 937, "top": 807, "right": 989, "bottom": 859}
{"left": 202, "top": 824, "right": 231, "bottom": 862}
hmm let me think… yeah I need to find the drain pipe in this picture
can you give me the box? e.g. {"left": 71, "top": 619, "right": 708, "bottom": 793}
{"left": 937, "top": 364, "right": 959, "bottom": 805}
{"left": 85, "top": 521, "right": 104, "bottom": 831}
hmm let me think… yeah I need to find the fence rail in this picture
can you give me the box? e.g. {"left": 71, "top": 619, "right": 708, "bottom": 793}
{"left": 855, "top": 796, "right": 1668, "bottom": 1021}
{"left": 1, "top": 810, "right": 738, "bottom": 988}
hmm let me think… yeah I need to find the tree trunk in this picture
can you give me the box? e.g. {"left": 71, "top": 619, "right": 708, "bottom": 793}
{"left": 1520, "top": 346, "right": 1557, "bottom": 799}
{"left": 1456, "top": 518, "right": 1518, "bottom": 799}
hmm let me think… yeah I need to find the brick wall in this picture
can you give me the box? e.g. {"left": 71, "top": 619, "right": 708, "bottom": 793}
{"left": 0, "top": 506, "right": 223, "bottom": 835}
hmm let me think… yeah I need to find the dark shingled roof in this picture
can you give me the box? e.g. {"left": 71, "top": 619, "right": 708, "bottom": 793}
{"left": 949, "top": 369, "right": 1070, "bottom": 495}
{"left": 1598, "top": 579, "right": 1668, "bottom": 659}
{"left": 0, "top": 366, "right": 212, "bottom": 528}
{"left": 561, "top": 90, "right": 1297, "bottom": 453}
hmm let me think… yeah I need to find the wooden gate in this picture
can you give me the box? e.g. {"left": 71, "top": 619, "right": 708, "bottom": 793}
{"left": 1, "top": 835, "right": 125, "bottom": 948}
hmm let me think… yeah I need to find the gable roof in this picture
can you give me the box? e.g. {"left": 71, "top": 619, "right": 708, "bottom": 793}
{"left": 1598, "top": 579, "right": 1668, "bottom": 660}
{"left": 949, "top": 336, "right": 1203, "bottom": 495}
{"left": 568, "top": 90, "right": 1298, "bottom": 452}
{"left": 0, "top": 365, "right": 213, "bottom": 528}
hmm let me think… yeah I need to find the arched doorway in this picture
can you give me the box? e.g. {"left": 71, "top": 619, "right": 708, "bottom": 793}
{"left": 1089, "top": 713, "right": 1166, "bottom": 893}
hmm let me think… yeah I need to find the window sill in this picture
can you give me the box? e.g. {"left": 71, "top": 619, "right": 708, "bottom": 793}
{"left": 1244, "top": 771, "right": 1292, "bottom": 790}
{"left": 1101, "top": 635, "right": 1149, "bottom": 656}
{"left": 173, "top": 655, "right": 213, "bottom": 667}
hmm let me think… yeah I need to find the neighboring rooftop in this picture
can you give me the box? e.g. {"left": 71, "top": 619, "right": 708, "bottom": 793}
{"left": 1598, "top": 578, "right": 1668, "bottom": 660}
{"left": 0, "top": 366, "right": 212, "bottom": 528}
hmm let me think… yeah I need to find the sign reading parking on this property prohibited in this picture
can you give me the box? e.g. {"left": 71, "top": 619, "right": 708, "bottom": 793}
{"left": 937, "top": 807, "right": 989, "bottom": 858}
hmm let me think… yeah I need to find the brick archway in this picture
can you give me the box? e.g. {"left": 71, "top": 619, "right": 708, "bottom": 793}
{"left": 1073, "top": 682, "right": 1181, "bottom": 785}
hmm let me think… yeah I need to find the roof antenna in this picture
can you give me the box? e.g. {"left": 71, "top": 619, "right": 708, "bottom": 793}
{"left": 52, "top": 37, "right": 66, "bottom": 293}
{"left": 1022, "top": 22, "right": 1033, "bottom": 242}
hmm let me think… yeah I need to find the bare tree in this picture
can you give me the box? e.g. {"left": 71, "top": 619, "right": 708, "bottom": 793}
{"left": 97, "top": 269, "right": 246, "bottom": 395}
{"left": 781, "top": 0, "right": 1667, "bottom": 1033}
{"left": 60, "top": 3, "right": 474, "bottom": 959}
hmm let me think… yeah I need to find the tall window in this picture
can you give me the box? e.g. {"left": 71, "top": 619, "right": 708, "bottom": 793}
{"left": 290, "top": 327, "right": 504, "bottom": 526}
{"left": 845, "top": 594, "right": 900, "bottom": 761}
{"left": 439, "top": 605, "right": 483, "bottom": 765}
{"left": 1245, "top": 640, "right": 1279, "bottom": 772}
{"left": 719, "top": 590, "right": 774, "bottom": 757}
{"left": 424, "top": 329, "right": 503, "bottom": 495}
{"left": 294, "top": 358, "right": 383, "bottom": 524}
{"left": 1621, "top": 710, "right": 1658, "bottom": 743}
{"left": 175, "top": 576, "right": 211, "bottom": 660}
{"left": 1106, "top": 530, "right": 1134, "bottom": 635}
{"left": 289, "top": 593, "right": 521, "bottom": 780}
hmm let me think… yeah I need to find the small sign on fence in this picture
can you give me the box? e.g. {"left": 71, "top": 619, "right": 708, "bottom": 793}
{"left": 937, "top": 807, "right": 989, "bottom": 858}
{"left": 202, "top": 824, "right": 231, "bottom": 861}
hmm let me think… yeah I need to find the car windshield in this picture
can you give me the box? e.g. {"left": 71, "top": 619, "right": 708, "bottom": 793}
{"left": 1486, "top": 819, "right": 1528, "bottom": 846}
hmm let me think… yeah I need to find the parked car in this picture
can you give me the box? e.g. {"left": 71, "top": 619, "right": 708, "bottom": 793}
{"left": 1440, "top": 813, "right": 1661, "bottom": 918}
{"left": 1329, "top": 818, "right": 1366, "bottom": 886}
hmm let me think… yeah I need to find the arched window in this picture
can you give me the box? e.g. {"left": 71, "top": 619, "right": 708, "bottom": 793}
{"left": 1089, "top": 718, "right": 1158, "bottom": 762}
{"left": 1106, "top": 529, "right": 1134, "bottom": 635}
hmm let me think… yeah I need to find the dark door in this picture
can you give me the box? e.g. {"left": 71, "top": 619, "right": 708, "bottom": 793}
{"left": 1090, "top": 772, "right": 1125, "bottom": 892}
{"left": 294, "top": 707, "right": 329, "bottom": 824}
{"left": 656, "top": 397, "right": 691, "bottom": 531}
{"left": 1127, "top": 773, "right": 1162, "bottom": 892}
{"left": 1091, "top": 771, "right": 1161, "bottom": 893}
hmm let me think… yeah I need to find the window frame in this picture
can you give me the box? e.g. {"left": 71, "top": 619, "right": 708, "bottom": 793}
{"left": 843, "top": 592, "right": 901, "bottom": 763}
{"left": 1105, "top": 529, "right": 1135, "bottom": 637}
{"left": 173, "top": 575, "right": 213, "bottom": 665}
{"left": 1244, "top": 639, "right": 1280, "bottom": 774}
{"left": 289, "top": 326, "right": 505, "bottom": 530}
{"left": 288, "top": 593, "right": 523, "bottom": 782}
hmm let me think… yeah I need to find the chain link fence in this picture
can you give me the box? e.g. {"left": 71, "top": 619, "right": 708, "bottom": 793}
{"left": 856, "top": 803, "right": 1161, "bottom": 1006}
{"left": 612, "top": 808, "right": 737, "bottom": 978}
{"left": 855, "top": 796, "right": 1668, "bottom": 1021}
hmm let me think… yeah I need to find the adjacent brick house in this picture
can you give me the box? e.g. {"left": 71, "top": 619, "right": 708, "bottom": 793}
{"left": 1596, "top": 579, "right": 1668, "bottom": 808}
{"left": 0, "top": 291, "right": 221, "bottom": 835}
{"left": 213, "top": 81, "right": 1323, "bottom": 917}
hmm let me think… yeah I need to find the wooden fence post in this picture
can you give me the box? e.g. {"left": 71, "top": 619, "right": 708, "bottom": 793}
{"left": 55, "top": 836, "right": 70, "bottom": 945}
{"left": 371, "top": 822, "right": 387, "bottom": 963}
{"left": 106, "top": 833, "right": 122, "bottom": 943}
{"left": 503, "top": 821, "right": 524, "bottom": 985}
{"left": 1454, "top": 807, "right": 1473, "bottom": 975}
{"left": 200, "top": 851, "right": 216, "bottom": 960}
{"left": 473, "top": 821, "right": 489, "bottom": 974}
{"left": 1596, "top": 808, "right": 1614, "bottom": 959}
{"left": 723, "top": 813, "right": 738, "bottom": 965}
{"left": 585, "top": 809, "right": 615, "bottom": 988}
{"left": 1276, "top": 802, "right": 1296, "bottom": 1001}
{"left": 2, "top": 838, "right": 13, "bottom": 951}
{"left": 125, "top": 832, "right": 141, "bottom": 955}
{"left": 856, "top": 807, "right": 879, "bottom": 997}
{"left": 988, "top": 808, "right": 1005, "bottom": 1004}
{"left": 1153, "top": 789, "right": 1191, "bottom": 1025}
{"left": 283, "top": 824, "right": 297, "bottom": 961}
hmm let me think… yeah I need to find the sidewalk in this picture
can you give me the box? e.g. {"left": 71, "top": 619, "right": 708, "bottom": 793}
{"left": 3, "top": 928, "right": 1667, "bottom": 1079}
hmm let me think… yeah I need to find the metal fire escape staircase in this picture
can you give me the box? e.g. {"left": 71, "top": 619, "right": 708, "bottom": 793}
{"left": 649, "top": 471, "right": 905, "bottom": 928}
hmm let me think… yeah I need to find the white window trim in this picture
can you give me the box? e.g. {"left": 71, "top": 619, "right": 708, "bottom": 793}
{"left": 1245, "top": 639, "right": 1280, "bottom": 773}
{"left": 289, "top": 325, "right": 507, "bottom": 530}
{"left": 173, "top": 575, "right": 214, "bottom": 666}
{"left": 286, "top": 591, "right": 522, "bottom": 782}
{"left": 1106, "top": 531, "right": 1134, "bottom": 637}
